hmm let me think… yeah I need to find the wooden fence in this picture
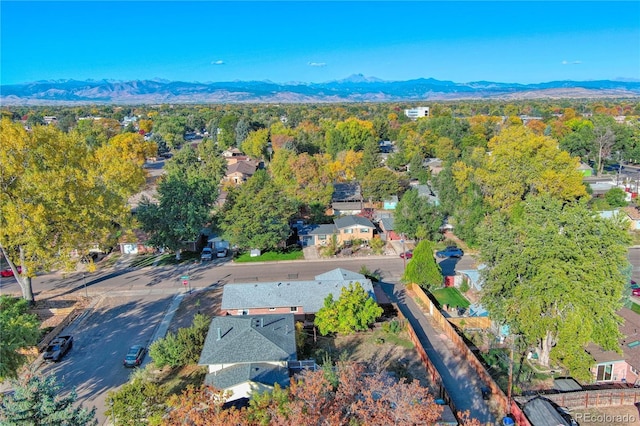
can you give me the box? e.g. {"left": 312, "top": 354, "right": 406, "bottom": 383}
{"left": 407, "top": 283, "right": 531, "bottom": 425}
{"left": 448, "top": 316, "right": 492, "bottom": 330}
{"left": 516, "top": 388, "right": 640, "bottom": 410}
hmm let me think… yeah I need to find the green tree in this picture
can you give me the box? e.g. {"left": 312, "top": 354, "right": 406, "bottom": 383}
{"left": 0, "top": 373, "right": 97, "bottom": 425}
{"left": 105, "top": 378, "right": 167, "bottom": 426}
{"left": 314, "top": 282, "right": 383, "bottom": 335}
{"left": 153, "top": 115, "right": 186, "bottom": 149}
{"left": 0, "top": 296, "right": 40, "bottom": 380}
{"left": 605, "top": 187, "right": 628, "bottom": 208}
{"left": 394, "top": 188, "right": 443, "bottom": 241}
{"left": 241, "top": 128, "right": 269, "bottom": 159}
{"left": 478, "top": 195, "right": 631, "bottom": 378}
{"left": 401, "top": 240, "right": 442, "bottom": 290}
{"left": 137, "top": 147, "right": 221, "bottom": 254}
{"left": 361, "top": 167, "right": 401, "bottom": 202}
{"left": 408, "top": 153, "right": 430, "bottom": 183}
{"left": 217, "top": 113, "right": 239, "bottom": 149}
{"left": 235, "top": 119, "right": 251, "bottom": 147}
{"left": 356, "top": 138, "right": 381, "bottom": 180}
{"left": 220, "top": 170, "right": 297, "bottom": 251}
{"left": 335, "top": 118, "right": 376, "bottom": 152}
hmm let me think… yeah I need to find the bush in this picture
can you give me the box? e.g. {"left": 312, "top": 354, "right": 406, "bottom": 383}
{"left": 459, "top": 280, "right": 470, "bottom": 293}
{"left": 369, "top": 237, "right": 385, "bottom": 254}
{"left": 382, "top": 319, "right": 403, "bottom": 335}
{"left": 149, "top": 313, "right": 211, "bottom": 368}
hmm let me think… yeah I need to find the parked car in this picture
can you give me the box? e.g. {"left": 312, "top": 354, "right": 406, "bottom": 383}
{"left": 399, "top": 251, "right": 413, "bottom": 259}
{"left": 43, "top": 335, "right": 73, "bottom": 362}
{"left": 436, "top": 246, "right": 464, "bottom": 258}
{"left": 1, "top": 266, "right": 21, "bottom": 277}
{"left": 216, "top": 248, "right": 228, "bottom": 258}
{"left": 123, "top": 345, "right": 146, "bottom": 367}
{"left": 201, "top": 247, "right": 213, "bottom": 261}
{"left": 632, "top": 288, "right": 640, "bottom": 297}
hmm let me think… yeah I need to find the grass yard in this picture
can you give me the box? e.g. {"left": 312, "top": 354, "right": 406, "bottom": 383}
{"left": 632, "top": 302, "right": 640, "bottom": 315}
{"left": 431, "top": 287, "right": 470, "bottom": 309}
{"left": 235, "top": 249, "right": 304, "bottom": 262}
{"left": 128, "top": 252, "right": 200, "bottom": 268}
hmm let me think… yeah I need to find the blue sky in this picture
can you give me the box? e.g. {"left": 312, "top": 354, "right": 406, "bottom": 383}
{"left": 1, "top": 1, "right": 639, "bottom": 85}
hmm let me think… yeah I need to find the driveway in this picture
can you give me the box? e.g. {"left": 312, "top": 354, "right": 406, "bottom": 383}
{"left": 381, "top": 281, "right": 497, "bottom": 425}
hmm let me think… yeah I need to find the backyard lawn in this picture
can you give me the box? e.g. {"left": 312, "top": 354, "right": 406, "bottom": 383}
{"left": 431, "top": 287, "right": 470, "bottom": 309}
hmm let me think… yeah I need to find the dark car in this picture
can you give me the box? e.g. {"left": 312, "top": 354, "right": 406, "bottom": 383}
{"left": 123, "top": 345, "right": 146, "bottom": 367}
{"left": 399, "top": 251, "right": 413, "bottom": 259}
{"left": 43, "top": 335, "right": 73, "bottom": 362}
{"left": 201, "top": 247, "right": 213, "bottom": 261}
{"left": 1, "top": 266, "right": 22, "bottom": 277}
{"left": 436, "top": 246, "right": 464, "bottom": 258}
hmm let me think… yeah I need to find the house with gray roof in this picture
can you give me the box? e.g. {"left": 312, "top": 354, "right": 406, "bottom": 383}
{"left": 587, "top": 307, "right": 640, "bottom": 384}
{"left": 379, "top": 216, "right": 400, "bottom": 241}
{"left": 297, "top": 215, "right": 375, "bottom": 247}
{"left": 199, "top": 314, "right": 297, "bottom": 402}
{"left": 330, "top": 183, "right": 363, "bottom": 215}
{"left": 220, "top": 268, "right": 376, "bottom": 317}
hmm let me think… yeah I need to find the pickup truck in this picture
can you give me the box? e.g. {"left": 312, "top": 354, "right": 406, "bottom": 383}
{"left": 43, "top": 335, "right": 73, "bottom": 362}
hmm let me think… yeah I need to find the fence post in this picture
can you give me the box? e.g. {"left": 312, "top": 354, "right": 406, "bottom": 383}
{"left": 585, "top": 392, "right": 589, "bottom": 408}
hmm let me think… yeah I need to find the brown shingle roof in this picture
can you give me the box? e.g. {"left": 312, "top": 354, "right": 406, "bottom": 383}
{"left": 226, "top": 161, "right": 257, "bottom": 177}
{"left": 586, "top": 308, "right": 640, "bottom": 370}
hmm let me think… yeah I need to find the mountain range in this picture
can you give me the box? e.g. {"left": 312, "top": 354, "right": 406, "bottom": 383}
{"left": 2, "top": 75, "right": 640, "bottom": 105}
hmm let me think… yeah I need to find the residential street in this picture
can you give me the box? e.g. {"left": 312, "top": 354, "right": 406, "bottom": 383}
{"left": 1, "top": 252, "right": 486, "bottom": 424}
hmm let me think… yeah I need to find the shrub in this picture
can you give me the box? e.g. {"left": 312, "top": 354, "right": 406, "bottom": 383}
{"left": 149, "top": 314, "right": 211, "bottom": 368}
{"left": 382, "top": 319, "right": 404, "bottom": 335}
{"left": 459, "top": 280, "right": 470, "bottom": 293}
{"left": 369, "top": 236, "right": 385, "bottom": 254}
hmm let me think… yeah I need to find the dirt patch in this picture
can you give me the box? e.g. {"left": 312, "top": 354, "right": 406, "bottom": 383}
{"left": 305, "top": 325, "right": 437, "bottom": 392}
{"left": 168, "top": 287, "right": 223, "bottom": 334}
{"left": 30, "top": 297, "right": 88, "bottom": 329}
{"left": 167, "top": 289, "right": 435, "bottom": 392}
{"left": 571, "top": 405, "right": 640, "bottom": 425}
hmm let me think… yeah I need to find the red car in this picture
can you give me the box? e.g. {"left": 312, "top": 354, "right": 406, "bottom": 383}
{"left": 1, "top": 266, "right": 21, "bottom": 277}
{"left": 632, "top": 288, "right": 640, "bottom": 297}
{"left": 399, "top": 251, "right": 413, "bottom": 259}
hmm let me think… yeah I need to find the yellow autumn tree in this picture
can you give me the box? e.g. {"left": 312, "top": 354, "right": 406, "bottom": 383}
{"left": 0, "top": 119, "right": 150, "bottom": 302}
{"left": 474, "top": 126, "right": 588, "bottom": 212}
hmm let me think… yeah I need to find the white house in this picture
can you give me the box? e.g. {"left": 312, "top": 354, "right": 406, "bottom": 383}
{"left": 404, "top": 107, "right": 430, "bottom": 120}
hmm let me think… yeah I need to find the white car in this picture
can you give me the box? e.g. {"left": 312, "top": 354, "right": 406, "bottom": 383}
{"left": 216, "top": 248, "right": 228, "bottom": 258}
{"left": 201, "top": 247, "right": 213, "bottom": 261}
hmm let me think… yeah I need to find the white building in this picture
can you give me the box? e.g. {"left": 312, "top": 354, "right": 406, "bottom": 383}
{"left": 404, "top": 107, "right": 430, "bottom": 120}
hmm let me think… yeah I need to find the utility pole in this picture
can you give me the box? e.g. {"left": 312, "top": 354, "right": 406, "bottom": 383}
{"left": 507, "top": 335, "right": 515, "bottom": 414}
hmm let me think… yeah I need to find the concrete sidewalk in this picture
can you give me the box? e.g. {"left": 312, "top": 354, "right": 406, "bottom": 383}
{"left": 381, "top": 282, "right": 497, "bottom": 425}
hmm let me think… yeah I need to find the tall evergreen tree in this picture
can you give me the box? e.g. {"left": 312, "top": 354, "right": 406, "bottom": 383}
{"left": 401, "top": 240, "right": 442, "bottom": 290}
{"left": 0, "top": 373, "right": 97, "bottom": 426}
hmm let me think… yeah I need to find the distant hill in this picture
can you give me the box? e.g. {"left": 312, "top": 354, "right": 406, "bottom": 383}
{"left": 2, "top": 74, "right": 639, "bottom": 105}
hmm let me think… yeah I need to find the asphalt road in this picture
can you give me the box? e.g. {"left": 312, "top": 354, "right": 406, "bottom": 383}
{"left": 0, "top": 252, "right": 479, "bottom": 424}
{"left": 39, "top": 293, "right": 172, "bottom": 425}
{"left": 0, "top": 251, "right": 479, "bottom": 299}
